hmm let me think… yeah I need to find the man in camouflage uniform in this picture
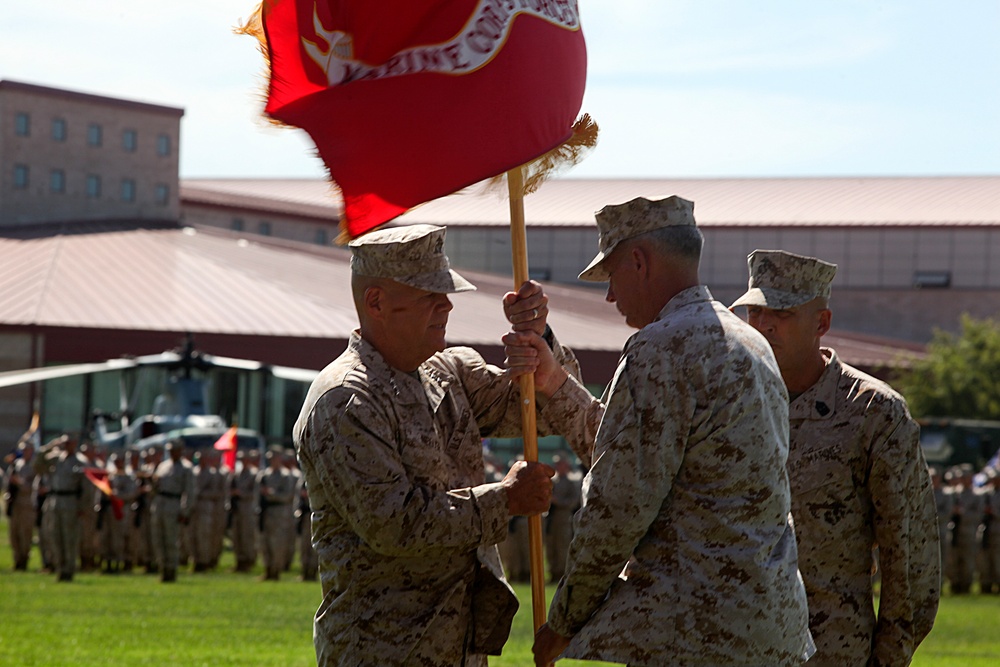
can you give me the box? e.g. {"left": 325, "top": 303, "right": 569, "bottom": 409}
{"left": 150, "top": 441, "right": 197, "bottom": 582}
{"left": 230, "top": 449, "right": 259, "bottom": 572}
{"left": 4, "top": 440, "right": 37, "bottom": 570}
{"left": 732, "top": 249, "right": 941, "bottom": 664}
{"left": 979, "top": 473, "right": 1000, "bottom": 593}
{"left": 930, "top": 467, "right": 952, "bottom": 586}
{"left": 296, "top": 475, "right": 318, "bottom": 581}
{"left": 525, "top": 197, "right": 814, "bottom": 666}
{"left": 544, "top": 454, "right": 581, "bottom": 583}
{"left": 192, "top": 448, "right": 227, "bottom": 572}
{"left": 946, "top": 464, "right": 984, "bottom": 593}
{"left": 293, "top": 224, "right": 567, "bottom": 666}
{"left": 102, "top": 453, "right": 139, "bottom": 573}
{"left": 32, "top": 434, "right": 88, "bottom": 582}
{"left": 256, "top": 446, "right": 297, "bottom": 581}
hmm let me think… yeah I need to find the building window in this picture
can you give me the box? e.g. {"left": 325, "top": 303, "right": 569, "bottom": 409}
{"left": 15, "top": 112, "right": 30, "bottom": 136}
{"left": 231, "top": 218, "right": 245, "bottom": 232}
{"left": 315, "top": 228, "right": 328, "bottom": 246}
{"left": 52, "top": 118, "right": 67, "bottom": 142}
{"left": 121, "top": 178, "right": 136, "bottom": 202}
{"left": 123, "top": 129, "right": 138, "bottom": 153}
{"left": 913, "top": 271, "right": 951, "bottom": 289}
{"left": 13, "top": 164, "right": 29, "bottom": 189}
{"left": 86, "top": 174, "right": 101, "bottom": 199}
{"left": 155, "top": 184, "right": 170, "bottom": 205}
{"left": 157, "top": 134, "right": 171, "bottom": 157}
{"left": 50, "top": 169, "right": 66, "bottom": 194}
{"left": 88, "top": 123, "right": 103, "bottom": 147}
{"left": 258, "top": 221, "right": 272, "bottom": 236}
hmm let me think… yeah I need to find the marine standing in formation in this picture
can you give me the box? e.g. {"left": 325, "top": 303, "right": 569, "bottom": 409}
{"left": 4, "top": 440, "right": 37, "bottom": 570}
{"left": 732, "top": 249, "right": 941, "bottom": 665}
{"left": 150, "top": 441, "right": 196, "bottom": 583}
{"left": 32, "top": 434, "right": 88, "bottom": 582}
{"left": 256, "top": 446, "right": 297, "bottom": 581}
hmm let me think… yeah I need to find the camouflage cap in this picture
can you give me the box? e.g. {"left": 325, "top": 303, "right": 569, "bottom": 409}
{"left": 349, "top": 224, "right": 476, "bottom": 293}
{"left": 730, "top": 250, "right": 838, "bottom": 310}
{"left": 579, "top": 196, "right": 696, "bottom": 282}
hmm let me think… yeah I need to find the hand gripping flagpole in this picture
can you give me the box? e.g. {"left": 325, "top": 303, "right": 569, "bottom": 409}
{"left": 506, "top": 166, "right": 548, "bottom": 632}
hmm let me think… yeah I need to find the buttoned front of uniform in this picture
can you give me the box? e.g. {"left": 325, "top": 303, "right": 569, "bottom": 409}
{"left": 295, "top": 331, "right": 579, "bottom": 667}
{"left": 788, "top": 348, "right": 939, "bottom": 667}
{"left": 541, "top": 286, "right": 814, "bottom": 666}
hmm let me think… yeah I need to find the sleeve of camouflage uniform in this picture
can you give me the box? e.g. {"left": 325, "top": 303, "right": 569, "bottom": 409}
{"left": 443, "top": 340, "right": 591, "bottom": 453}
{"left": 547, "top": 342, "right": 688, "bottom": 636}
{"left": 181, "top": 464, "right": 198, "bottom": 519}
{"left": 869, "top": 404, "right": 941, "bottom": 665}
{"left": 304, "top": 383, "right": 510, "bottom": 557}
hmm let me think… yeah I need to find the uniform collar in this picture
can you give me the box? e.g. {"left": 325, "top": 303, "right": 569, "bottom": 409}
{"left": 788, "top": 347, "right": 841, "bottom": 420}
{"left": 653, "top": 285, "right": 714, "bottom": 323}
{"left": 350, "top": 331, "right": 453, "bottom": 412}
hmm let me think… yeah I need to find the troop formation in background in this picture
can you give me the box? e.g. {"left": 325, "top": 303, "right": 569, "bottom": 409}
{"left": 933, "top": 463, "right": 1000, "bottom": 594}
{"left": 2, "top": 435, "right": 317, "bottom": 584}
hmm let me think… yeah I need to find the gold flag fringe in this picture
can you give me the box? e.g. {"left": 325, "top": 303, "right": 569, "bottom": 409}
{"left": 236, "top": 3, "right": 290, "bottom": 128}
{"left": 485, "top": 113, "right": 600, "bottom": 198}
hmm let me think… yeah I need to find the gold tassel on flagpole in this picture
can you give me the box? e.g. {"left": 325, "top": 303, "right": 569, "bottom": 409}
{"left": 488, "top": 114, "right": 600, "bottom": 198}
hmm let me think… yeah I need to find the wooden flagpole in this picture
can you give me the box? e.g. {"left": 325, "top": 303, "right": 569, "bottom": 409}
{"left": 506, "top": 166, "right": 548, "bottom": 632}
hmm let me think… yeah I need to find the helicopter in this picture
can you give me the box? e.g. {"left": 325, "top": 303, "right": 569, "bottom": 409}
{"left": 0, "top": 336, "right": 319, "bottom": 454}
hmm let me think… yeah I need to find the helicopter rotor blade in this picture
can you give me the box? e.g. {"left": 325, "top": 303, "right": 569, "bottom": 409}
{"left": 0, "top": 358, "right": 139, "bottom": 389}
{"left": 199, "top": 353, "right": 318, "bottom": 383}
{"left": 268, "top": 365, "right": 320, "bottom": 383}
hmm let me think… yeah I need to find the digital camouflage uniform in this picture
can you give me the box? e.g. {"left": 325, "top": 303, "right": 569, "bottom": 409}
{"left": 230, "top": 455, "right": 259, "bottom": 571}
{"left": 733, "top": 250, "right": 941, "bottom": 666}
{"left": 979, "top": 478, "right": 1000, "bottom": 593}
{"left": 192, "top": 459, "right": 227, "bottom": 571}
{"left": 5, "top": 451, "right": 37, "bottom": 569}
{"left": 293, "top": 224, "right": 581, "bottom": 667}
{"left": 545, "top": 462, "right": 581, "bottom": 582}
{"left": 256, "top": 456, "right": 297, "bottom": 580}
{"left": 150, "top": 451, "right": 197, "bottom": 580}
{"left": 541, "top": 285, "right": 814, "bottom": 665}
{"left": 295, "top": 332, "right": 579, "bottom": 666}
{"left": 103, "top": 462, "right": 140, "bottom": 571}
{"left": 33, "top": 439, "right": 88, "bottom": 580}
{"left": 946, "top": 477, "right": 985, "bottom": 593}
{"left": 931, "top": 471, "right": 952, "bottom": 586}
{"left": 784, "top": 348, "right": 939, "bottom": 665}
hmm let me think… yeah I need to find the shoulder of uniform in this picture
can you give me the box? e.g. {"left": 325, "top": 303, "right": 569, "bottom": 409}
{"left": 838, "top": 359, "right": 912, "bottom": 418}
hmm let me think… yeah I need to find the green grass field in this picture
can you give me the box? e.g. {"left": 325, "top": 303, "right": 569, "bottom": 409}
{"left": 1, "top": 518, "right": 997, "bottom": 665}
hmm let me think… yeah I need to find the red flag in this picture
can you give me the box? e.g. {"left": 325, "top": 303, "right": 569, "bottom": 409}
{"left": 84, "top": 468, "right": 125, "bottom": 521}
{"left": 254, "top": 0, "right": 587, "bottom": 237}
{"left": 213, "top": 426, "right": 239, "bottom": 471}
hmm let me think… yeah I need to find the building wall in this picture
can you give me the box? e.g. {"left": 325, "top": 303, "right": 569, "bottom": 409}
{"left": 183, "top": 203, "right": 336, "bottom": 247}
{"left": 441, "top": 225, "right": 1000, "bottom": 342}
{"left": 0, "top": 81, "right": 182, "bottom": 226}
{"left": 0, "top": 330, "right": 39, "bottom": 453}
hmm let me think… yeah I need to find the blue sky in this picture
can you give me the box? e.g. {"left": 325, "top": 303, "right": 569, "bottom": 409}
{"left": 3, "top": 1, "right": 998, "bottom": 180}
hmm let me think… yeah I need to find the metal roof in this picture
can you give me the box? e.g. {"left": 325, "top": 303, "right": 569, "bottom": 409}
{"left": 0, "top": 221, "right": 630, "bottom": 351}
{"left": 0, "top": 220, "right": 922, "bottom": 372}
{"left": 182, "top": 175, "right": 1000, "bottom": 229}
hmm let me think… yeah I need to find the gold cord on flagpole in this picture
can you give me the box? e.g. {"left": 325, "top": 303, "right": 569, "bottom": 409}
{"left": 506, "top": 166, "right": 548, "bottom": 633}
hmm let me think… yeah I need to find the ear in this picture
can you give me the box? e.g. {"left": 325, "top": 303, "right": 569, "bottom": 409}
{"left": 363, "top": 285, "right": 385, "bottom": 320}
{"left": 630, "top": 244, "right": 649, "bottom": 277}
{"left": 816, "top": 308, "right": 832, "bottom": 338}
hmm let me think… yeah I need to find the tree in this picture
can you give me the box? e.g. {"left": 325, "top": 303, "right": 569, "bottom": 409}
{"left": 895, "top": 315, "right": 1000, "bottom": 420}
